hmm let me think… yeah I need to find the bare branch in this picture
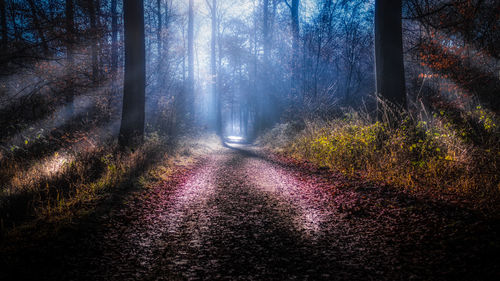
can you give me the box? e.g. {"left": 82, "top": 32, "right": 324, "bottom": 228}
{"left": 283, "top": 0, "right": 291, "bottom": 10}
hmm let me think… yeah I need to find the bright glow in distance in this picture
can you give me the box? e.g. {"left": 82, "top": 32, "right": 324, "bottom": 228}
{"left": 226, "top": 136, "right": 244, "bottom": 142}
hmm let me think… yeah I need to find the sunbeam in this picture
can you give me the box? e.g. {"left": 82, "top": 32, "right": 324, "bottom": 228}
{"left": 0, "top": 0, "right": 498, "bottom": 280}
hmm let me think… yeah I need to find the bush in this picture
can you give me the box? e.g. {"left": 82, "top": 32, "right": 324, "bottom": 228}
{"left": 263, "top": 109, "right": 500, "bottom": 206}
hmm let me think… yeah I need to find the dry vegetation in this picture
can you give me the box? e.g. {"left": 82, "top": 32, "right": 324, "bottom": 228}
{"left": 0, "top": 131, "right": 221, "bottom": 235}
{"left": 260, "top": 106, "right": 500, "bottom": 210}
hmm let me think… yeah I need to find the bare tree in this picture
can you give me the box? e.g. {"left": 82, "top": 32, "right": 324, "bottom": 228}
{"left": 110, "top": 0, "right": 118, "bottom": 73}
{"left": 286, "top": 0, "right": 300, "bottom": 104}
{"left": 256, "top": 0, "right": 273, "bottom": 133}
{"left": 87, "top": 0, "right": 99, "bottom": 83}
{"left": 26, "top": 0, "right": 48, "bottom": 55}
{"left": 65, "top": 0, "right": 75, "bottom": 117}
{"left": 157, "top": 0, "right": 162, "bottom": 61}
{"left": 263, "top": 0, "right": 270, "bottom": 64}
{"left": 207, "top": 0, "right": 221, "bottom": 135}
{"left": 187, "top": 0, "right": 195, "bottom": 120}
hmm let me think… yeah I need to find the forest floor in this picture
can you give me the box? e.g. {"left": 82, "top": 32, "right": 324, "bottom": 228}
{"left": 1, "top": 142, "right": 499, "bottom": 280}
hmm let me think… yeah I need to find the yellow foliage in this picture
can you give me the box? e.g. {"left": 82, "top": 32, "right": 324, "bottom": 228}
{"left": 268, "top": 112, "right": 500, "bottom": 204}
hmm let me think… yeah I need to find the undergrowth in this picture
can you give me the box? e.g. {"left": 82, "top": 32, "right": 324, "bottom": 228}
{"left": 0, "top": 132, "right": 219, "bottom": 235}
{"left": 260, "top": 107, "right": 500, "bottom": 209}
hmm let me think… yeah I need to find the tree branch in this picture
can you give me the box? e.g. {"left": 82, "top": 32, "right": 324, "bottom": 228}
{"left": 284, "top": 0, "right": 291, "bottom": 10}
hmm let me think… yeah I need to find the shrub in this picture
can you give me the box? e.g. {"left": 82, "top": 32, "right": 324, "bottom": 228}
{"left": 264, "top": 109, "right": 500, "bottom": 206}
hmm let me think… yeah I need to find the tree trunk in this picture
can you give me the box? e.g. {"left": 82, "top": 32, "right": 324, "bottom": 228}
{"left": 156, "top": 0, "right": 163, "bottom": 92}
{"left": 157, "top": 0, "right": 162, "bottom": 61}
{"left": 163, "top": 0, "right": 171, "bottom": 83}
{"left": 111, "top": 0, "right": 118, "bottom": 72}
{"left": 209, "top": 0, "right": 221, "bottom": 135}
{"left": 259, "top": 0, "right": 269, "bottom": 131}
{"left": 119, "top": 0, "right": 146, "bottom": 147}
{"left": 375, "top": 0, "right": 407, "bottom": 120}
{"left": 216, "top": 6, "right": 223, "bottom": 138}
{"left": 290, "top": 0, "right": 300, "bottom": 104}
{"left": 65, "top": 0, "right": 75, "bottom": 118}
{"left": 88, "top": 0, "right": 99, "bottom": 83}
{"left": 187, "top": 0, "right": 194, "bottom": 121}
{"left": 182, "top": 25, "right": 186, "bottom": 82}
{"left": 0, "top": 0, "right": 7, "bottom": 50}
{"left": 251, "top": 0, "right": 259, "bottom": 137}
{"left": 109, "top": 0, "right": 118, "bottom": 113}
{"left": 263, "top": 0, "right": 270, "bottom": 64}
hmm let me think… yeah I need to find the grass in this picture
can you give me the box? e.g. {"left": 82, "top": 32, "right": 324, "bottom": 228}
{"left": 0, "top": 130, "right": 221, "bottom": 235}
{"left": 259, "top": 107, "right": 500, "bottom": 210}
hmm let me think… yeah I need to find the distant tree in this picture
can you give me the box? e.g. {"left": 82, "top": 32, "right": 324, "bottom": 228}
{"left": 262, "top": 0, "right": 270, "bottom": 124}
{"left": 110, "top": 0, "right": 118, "bottom": 73}
{"left": 157, "top": 0, "right": 162, "bottom": 59}
{"left": 187, "top": 0, "right": 194, "bottom": 121}
{"left": 65, "top": 0, "right": 75, "bottom": 117}
{"left": 286, "top": 0, "right": 300, "bottom": 104}
{"left": 374, "top": 0, "right": 407, "bottom": 118}
{"left": 207, "top": 0, "right": 221, "bottom": 135}
{"left": 156, "top": 0, "right": 163, "bottom": 91}
{"left": 119, "top": 0, "right": 146, "bottom": 147}
{"left": 87, "top": 0, "right": 99, "bottom": 83}
{"left": 263, "top": 0, "right": 270, "bottom": 65}
{"left": 255, "top": 0, "right": 273, "bottom": 133}
{"left": 0, "top": 0, "right": 7, "bottom": 50}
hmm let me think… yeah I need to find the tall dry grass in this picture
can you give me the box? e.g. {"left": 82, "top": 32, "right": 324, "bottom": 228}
{"left": 260, "top": 104, "right": 499, "bottom": 208}
{"left": 0, "top": 133, "right": 171, "bottom": 232}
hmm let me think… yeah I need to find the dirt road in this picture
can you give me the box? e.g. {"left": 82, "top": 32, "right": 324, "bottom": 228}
{"left": 94, "top": 144, "right": 499, "bottom": 280}
{"left": 2, "top": 144, "right": 499, "bottom": 280}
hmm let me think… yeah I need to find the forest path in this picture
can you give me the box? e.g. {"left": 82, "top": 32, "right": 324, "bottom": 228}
{"left": 97, "top": 144, "right": 380, "bottom": 280}
{"left": 92, "top": 143, "right": 499, "bottom": 280}
{"left": 2, "top": 143, "right": 498, "bottom": 281}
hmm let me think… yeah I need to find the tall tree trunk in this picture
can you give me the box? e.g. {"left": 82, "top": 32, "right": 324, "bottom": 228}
{"left": 163, "top": 0, "right": 171, "bottom": 82}
{"left": 111, "top": 0, "right": 118, "bottom": 72}
{"left": 88, "top": 0, "right": 99, "bottom": 83}
{"left": 258, "top": 0, "right": 276, "bottom": 131}
{"left": 290, "top": 0, "right": 300, "bottom": 104}
{"left": 109, "top": 0, "right": 118, "bottom": 112}
{"left": 156, "top": 0, "right": 163, "bottom": 92}
{"left": 65, "top": 0, "right": 75, "bottom": 118}
{"left": 157, "top": 0, "right": 162, "bottom": 61}
{"left": 263, "top": 0, "right": 270, "bottom": 64}
{"left": 258, "top": 0, "right": 270, "bottom": 131}
{"left": 119, "top": 0, "right": 146, "bottom": 147}
{"left": 182, "top": 25, "right": 186, "bottom": 82}
{"left": 187, "top": 0, "right": 194, "bottom": 121}
{"left": 209, "top": 0, "right": 220, "bottom": 135}
{"left": 0, "top": 0, "right": 7, "bottom": 50}
{"left": 95, "top": 0, "right": 103, "bottom": 69}
{"left": 216, "top": 4, "right": 223, "bottom": 137}
{"left": 239, "top": 106, "right": 242, "bottom": 135}
{"left": 251, "top": 0, "right": 259, "bottom": 137}
{"left": 375, "top": 0, "right": 407, "bottom": 120}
